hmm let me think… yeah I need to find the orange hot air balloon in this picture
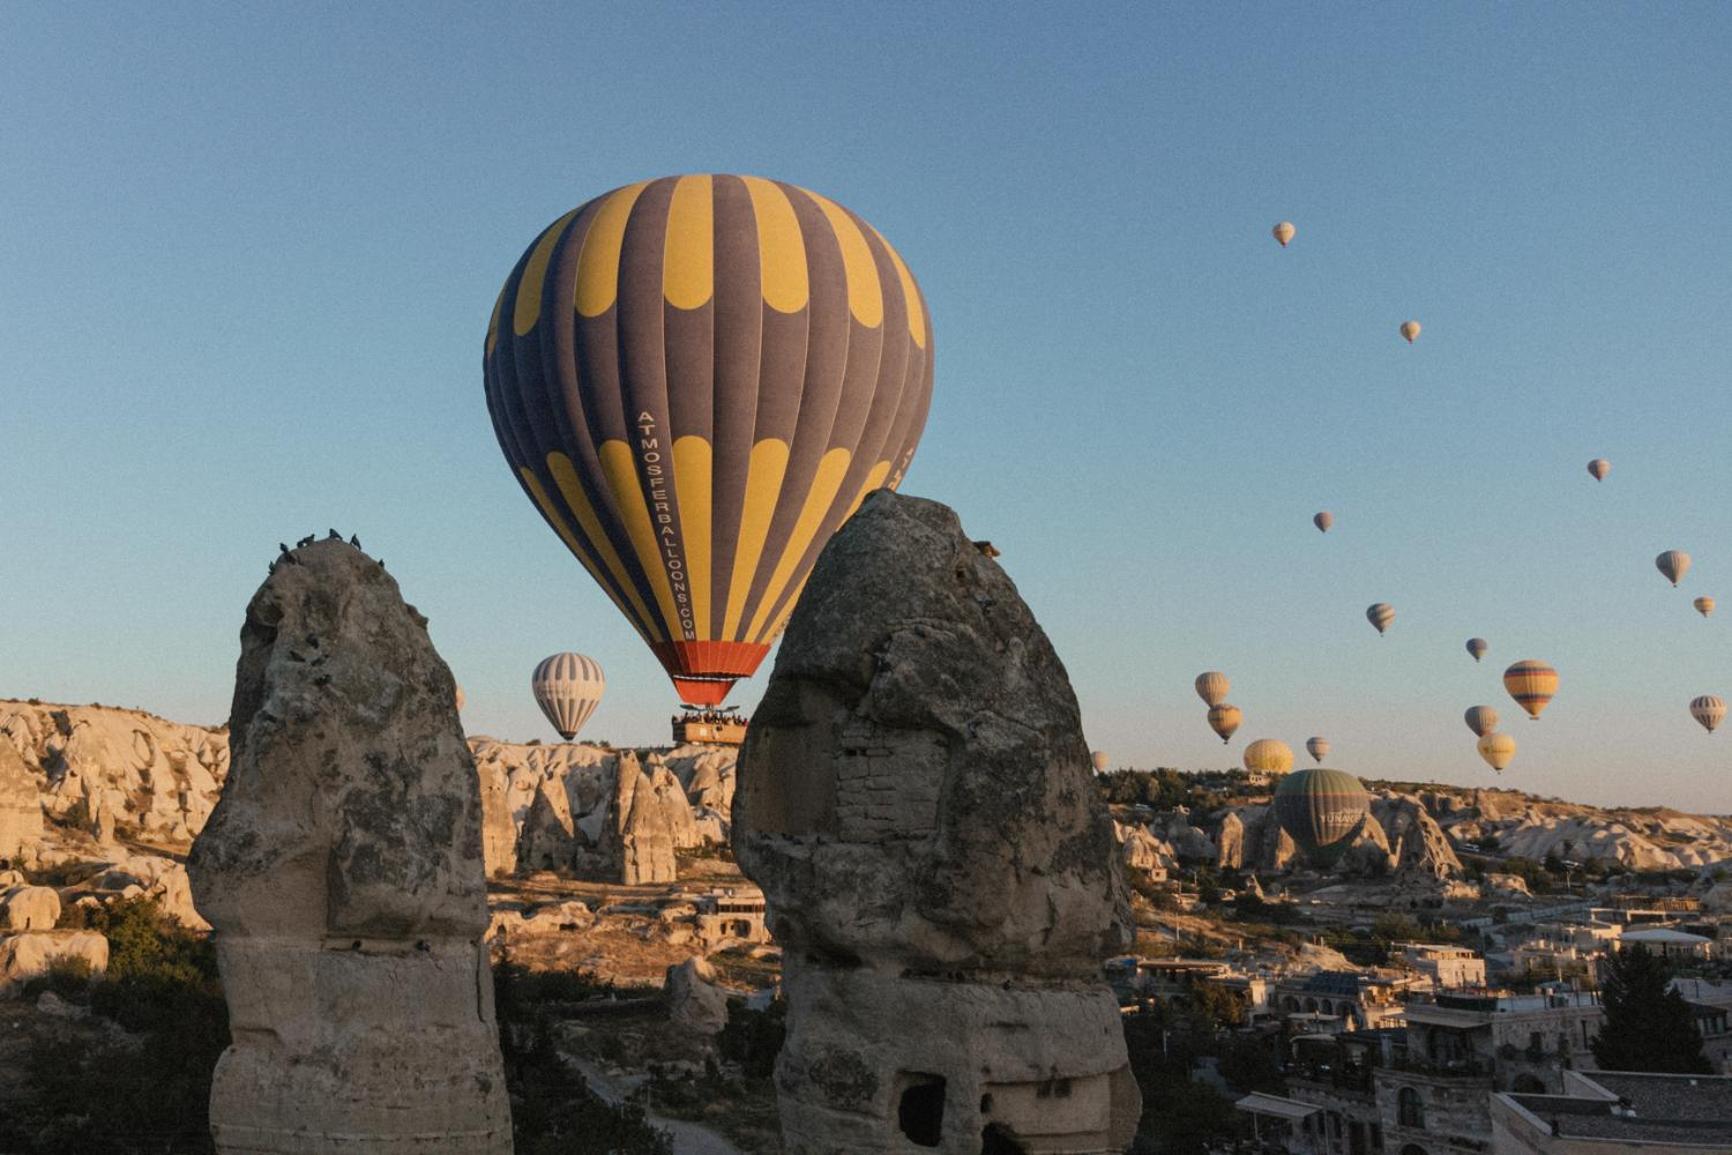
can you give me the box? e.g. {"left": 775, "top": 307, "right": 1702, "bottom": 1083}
{"left": 1503, "top": 660, "right": 1558, "bottom": 720}
{"left": 1466, "top": 637, "right": 1488, "bottom": 662}
{"left": 485, "top": 176, "right": 933, "bottom": 707}
{"left": 1208, "top": 703, "right": 1243, "bottom": 744}
{"left": 1195, "top": 671, "right": 1231, "bottom": 707}
{"left": 1692, "top": 696, "right": 1726, "bottom": 734}
{"left": 1464, "top": 705, "right": 1500, "bottom": 738}
{"left": 1477, "top": 732, "right": 1516, "bottom": 773}
{"left": 1091, "top": 750, "right": 1112, "bottom": 773}
{"left": 1273, "top": 221, "right": 1296, "bottom": 247}
{"left": 1366, "top": 603, "right": 1395, "bottom": 635}
{"left": 1244, "top": 738, "right": 1294, "bottom": 775}
{"left": 1313, "top": 511, "right": 1333, "bottom": 533}
{"left": 1400, "top": 320, "right": 1421, "bottom": 344}
{"left": 1656, "top": 550, "right": 1691, "bottom": 587}
{"left": 1695, "top": 596, "right": 1715, "bottom": 618}
{"left": 1588, "top": 458, "right": 1610, "bottom": 481}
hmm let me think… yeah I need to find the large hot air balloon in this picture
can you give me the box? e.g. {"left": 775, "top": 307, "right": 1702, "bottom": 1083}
{"left": 1400, "top": 320, "right": 1421, "bottom": 344}
{"left": 486, "top": 175, "right": 933, "bottom": 707}
{"left": 1692, "top": 695, "right": 1726, "bottom": 734}
{"left": 1273, "top": 221, "right": 1296, "bottom": 247}
{"left": 1244, "top": 738, "right": 1294, "bottom": 776}
{"left": 1503, "top": 660, "right": 1558, "bottom": 720}
{"left": 1588, "top": 458, "right": 1610, "bottom": 482}
{"left": 1208, "top": 704, "right": 1243, "bottom": 744}
{"left": 1195, "top": 671, "right": 1231, "bottom": 707}
{"left": 1466, "top": 637, "right": 1488, "bottom": 663}
{"left": 1091, "top": 751, "right": 1112, "bottom": 773}
{"left": 1366, "top": 603, "right": 1395, "bottom": 635}
{"left": 1313, "top": 511, "right": 1333, "bottom": 533}
{"left": 1695, "top": 596, "right": 1715, "bottom": 618}
{"left": 1657, "top": 550, "right": 1691, "bottom": 587}
{"left": 532, "top": 652, "right": 606, "bottom": 740}
{"left": 1477, "top": 732, "right": 1516, "bottom": 773}
{"left": 1273, "top": 768, "right": 1369, "bottom": 869}
{"left": 1306, "top": 736, "right": 1330, "bottom": 764}
{"left": 1464, "top": 705, "right": 1499, "bottom": 738}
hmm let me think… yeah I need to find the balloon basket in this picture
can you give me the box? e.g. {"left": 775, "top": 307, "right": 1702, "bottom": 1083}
{"left": 671, "top": 707, "right": 748, "bottom": 747}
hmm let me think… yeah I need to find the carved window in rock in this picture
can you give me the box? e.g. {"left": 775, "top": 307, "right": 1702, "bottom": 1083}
{"left": 1397, "top": 1087, "right": 1424, "bottom": 1129}
{"left": 897, "top": 1073, "right": 946, "bottom": 1148}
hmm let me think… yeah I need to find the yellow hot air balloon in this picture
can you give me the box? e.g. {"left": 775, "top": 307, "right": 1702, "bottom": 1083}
{"left": 1208, "top": 703, "right": 1243, "bottom": 744}
{"left": 1273, "top": 221, "right": 1296, "bottom": 247}
{"left": 1695, "top": 596, "right": 1715, "bottom": 618}
{"left": 1477, "top": 732, "right": 1516, "bottom": 773}
{"left": 1091, "top": 750, "right": 1112, "bottom": 773}
{"left": 1588, "top": 458, "right": 1611, "bottom": 481}
{"left": 1195, "top": 671, "right": 1231, "bottom": 707}
{"left": 1503, "top": 660, "right": 1558, "bottom": 720}
{"left": 1657, "top": 550, "right": 1691, "bottom": 587}
{"left": 1464, "top": 705, "right": 1499, "bottom": 738}
{"left": 1313, "top": 511, "right": 1333, "bottom": 533}
{"left": 486, "top": 175, "right": 933, "bottom": 708}
{"left": 1366, "top": 603, "right": 1395, "bottom": 635}
{"left": 1400, "top": 320, "right": 1421, "bottom": 344}
{"left": 1306, "top": 736, "right": 1330, "bottom": 764}
{"left": 1692, "top": 695, "right": 1726, "bottom": 734}
{"left": 1244, "top": 738, "right": 1294, "bottom": 775}
{"left": 1466, "top": 637, "right": 1488, "bottom": 663}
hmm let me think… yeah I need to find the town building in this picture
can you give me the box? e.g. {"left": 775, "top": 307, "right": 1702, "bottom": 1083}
{"left": 1491, "top": 1069, "right": 1732, "bottom": 1153}
{"left": 1396, "top": 943, "right": 1486, "bottom": 990}
{"left": 1617, "top": 926, "right": 1715, "bottom": 962}
{"left": 1274, "top": 970, "right": 1409, "bottom": 1031}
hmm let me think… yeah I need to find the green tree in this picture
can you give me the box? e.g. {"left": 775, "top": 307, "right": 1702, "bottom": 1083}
{"left": 1592, "top": 944, "right": 1711, "bottom": 1074}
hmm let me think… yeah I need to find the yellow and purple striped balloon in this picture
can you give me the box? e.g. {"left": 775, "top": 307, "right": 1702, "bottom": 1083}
{"left": 1503, "top": 660, "right": 1558, "bottom": 720}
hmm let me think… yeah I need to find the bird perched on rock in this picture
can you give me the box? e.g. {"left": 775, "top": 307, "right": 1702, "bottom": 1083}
{"left": 297, "top": 535, "right": 315, "bottom": 548}
{"left": 327, "top": 529, "right": 341, "bottom": 540}
{"left": 349, "top": 534, "right": 361, "bottom": 549}
{"left": 973, "top": 540, "right": 1001, "bottom": 558}
{"left": 279, "top": 543, "right": 289, "bottom": 554}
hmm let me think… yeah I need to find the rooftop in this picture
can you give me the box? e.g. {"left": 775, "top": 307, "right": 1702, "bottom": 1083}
{"left": 1503, "top": 1070, "right": 1732, "bottom": 1145}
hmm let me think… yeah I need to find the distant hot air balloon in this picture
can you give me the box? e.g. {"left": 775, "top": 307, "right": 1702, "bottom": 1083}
{"left": 1091, "top": 750, "right": 1112, "bottom": 773}
{"left": 1273, "top": 768, "right": 1369, "bottom": 868}
{"left": 1314, "top": 511, "right": 1334, "bottom": 533}
{"left": 486, "top": 175, "right": 933, "bottom": 707}
{"left": 1366, "top": 603, "right": 1395, "bottom": 635}
{"left": 1208, "top": 703, "right": 1243, "bottom": 744}
{"left": 454, "top": 685, "right": 466, "bottom": 713}
{"left": 1466, "top": 637, "right": 1488, "bottom": 663}
{"left": 1503, "top": 660, "right": 1558, "bottom": 720}
{"left": 1477, "top": 732, "right": 1516, "bottom": 773}
{"left": 1695, "top": 596, "right": 1715, "bottom": 618}
{"left": 1400, "top": 320, "right": 1421, "bottom": 344}
{"left": 1273, "top": 221, "right": 1296, "bottom": 247}
{"left": 1657, "top": 550, "right": 1692, "bottom": 587}
{"left": 1692, "top": 695, "right": 1726, "bottom": 734}
{"left": 1306, "top": 736, "right": 1330, "bottom": 764}
{"left": 1464, "top": 705, "right": 1500, "bottom": 738}
{"left": 532, "top": 652, "right": 606, "bottom": 740}
{"left": 1195, "top": 671, "right": 1231, "bottom": 707}
{"left": 1244, "top": 738, "right": 1294, "bottom": 776}
{"left": 1588, "top": 458, "right": 1611, "bottom": 482}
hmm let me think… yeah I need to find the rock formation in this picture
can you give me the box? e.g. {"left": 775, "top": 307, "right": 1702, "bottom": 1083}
{"left": 1216, "top": 810, "right": 1246, "bottom": 870}
{"left": 0, "top": 736, "right": 43, "bottom": 862}
{"left": 1372, "top": 795, "right": 1463, "bottom": 879}
{"left": 665, "top": 954, "right": 730, "bottom": 1036}
{"left": 186, "top": 539, "right": 510, "bottom": 1153}
{"left": 599, "top": 752, "right": 679, "bottom": 884}
{"left": 734, "top": 491, "right": 1141, "bottom": 1154}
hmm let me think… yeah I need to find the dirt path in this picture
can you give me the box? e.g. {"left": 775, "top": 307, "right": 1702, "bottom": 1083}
{"left": 569, "top": 1055, "right": 748, "bottom": 1155}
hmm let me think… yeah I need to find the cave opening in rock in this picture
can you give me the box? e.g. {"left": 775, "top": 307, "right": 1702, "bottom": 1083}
{"left": 897, "top": 1074, "right": 946, "bottom": 1147}
{"left": 981, "top": 1122, "right": 1027, "bottom": 1154}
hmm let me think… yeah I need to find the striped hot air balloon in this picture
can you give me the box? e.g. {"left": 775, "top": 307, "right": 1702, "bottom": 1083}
{"left": 1208, "top": 703, "right": 1243, "bottom": 744}
{"left": 1313, "top": 511, "right": 1333, "bottom": 533}
{"left": 1503, "top": 660, "right": 1558, "bottom": 720}
{"left": 531, "top": 652, "right": 606, "bottom": 740}
{"left": 1400, "top": 320, "right": 1421, "bottom": 343}
{"left": 486, "top": 175, "right": 933, "bottom": 707}
{"left": 1464, "top": 705, "right": 1500, "bottom": 738}
{"left": 1695, "top": 596, "right": 1715, "bottom": 618}
{"left": 1466, "top": 637, "right": 1488, "bottom": 662}
{"left": 1692, "top": 696, "right": 1726, "bottom": 734}
{"left": 1477, "top": 732, "right": 1516, "bottom": 773}
{"left": 1657, "top": 550, "right": 1691, "bottom": 587}
{"left": 1273, "top": 768, "right": 1369, "bottom": 868}
{"left": 1273, "top": 221, "right": 1296, "bottom": 247}
{"left": 1195, "top": 671, "right": 1231, "bottom": 707}
{"left": 1244, "top": 738, "right": 1294, "bottom": 776}
{"left": 1588, "top": 458, "right": 1611, "bottom": 481}
{"left": 1306, "top": 736, "right": 1330, "bottom": 764}
{"left": 1366, "top": 603, "right": 1395, "bottom": 635}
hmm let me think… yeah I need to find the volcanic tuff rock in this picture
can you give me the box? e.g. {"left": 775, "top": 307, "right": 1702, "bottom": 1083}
{"left": 0, "top": 736, "right": 43, "bottom": 861}
{"left": 186, "top": 539, "right": 510, "bottom": 1153}
{"left": 735, "top": 491, "right": 1140, "bottom": 1154}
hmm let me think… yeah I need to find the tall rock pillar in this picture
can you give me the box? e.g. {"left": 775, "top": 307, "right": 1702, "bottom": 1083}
{"left": 734, "top": 491, "right": 1142, "bottom": 1154}
{"left": 188, "top": 540, "right": 511, "bottom": 1153}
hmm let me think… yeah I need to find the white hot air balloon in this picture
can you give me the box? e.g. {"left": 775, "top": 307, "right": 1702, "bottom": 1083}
{"left": 1657, "top": 550, "right": 1692, "bottom": 587}
{"left": 1306, "top": 736, "right": 1330, "bottom": 764}
{"left": 1195, "top": 671, "right": 1231, "bottom": 708}
{"left": 1273, "top": 221, "right": 1296, "bottom": 247}
{"left": 1692, "top": 695, "right": 1726, "bottom": 734}
{"left": 532, "top": 652, "right": 606, "bottom": 741}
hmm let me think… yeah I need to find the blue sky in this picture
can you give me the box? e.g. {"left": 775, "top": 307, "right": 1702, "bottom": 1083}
{"left": 3, "top": 4, "right": 1729, "bottom": 809}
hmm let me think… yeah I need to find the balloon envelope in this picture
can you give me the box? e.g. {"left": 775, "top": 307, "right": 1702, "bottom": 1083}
{"left": 1367, "top": 603, "right": 1395, "bottom": 634}
{"left": 1477, "top": 732, "right": 1516, "bottom": 773}
{"left": 1466, "top": 637, "right": 1488, "bottom": 662}
{"left": 1273, "top": 768, "right": 1369, "bottom": 868}
{"left": 1588, "top": 458, "right": 1611, "bottom": 481}
{"left": 1400, "top": 320, "right": 1421, "bottom": 343}
{"left": 1692, "top": 696, "right": 1726, "bottom": 734}
{"left": 1313, "top": 511, "right": 1333, "bottom": 533}
{"left": 1503, "top": 660, "right": 1559, "bottom": 720}
{"left": 1306, "top": 736, "right": 1330, "bottom": 764}
{"left": 485, "top": 175, "right": 934, "bottom": 706}
{"left": 1244, "top": 738, "right": 1294, "bottom": 775}
{"left": 1208, "top": 703, "right": 1243, "bottom": 744}
{"left": 1695, "top": 597, "right": 1715, "bottom": 618}
{"left": 1464, "top": 705, "right": 1499, "bottom": 738}
{"left": 532, "top": 652, "right": 606, "bottom": 740}
{"left": 1195, "top": 671, "right": 1231, "bottom": 707}
{"left": 1657, "top": 550, "right": 1691, "bottom": 587}
{"left": 1091, "top": 750, "right": 1112, "bottom": 773}
{"left": 1273, "top": 221, "right": 1295, "bottom": 247}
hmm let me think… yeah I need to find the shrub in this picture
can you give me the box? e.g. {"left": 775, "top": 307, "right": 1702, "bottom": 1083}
{"left": 716, "top": 999, "right": 786, "bottom": 1079}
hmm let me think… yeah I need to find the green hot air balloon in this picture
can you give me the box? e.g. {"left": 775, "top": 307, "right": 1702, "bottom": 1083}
{"left": 485, "top": 175, "right": 934, "bottom": 706}
{"left": 1273, "top": 767, "right": 1370, "bottom": 869}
